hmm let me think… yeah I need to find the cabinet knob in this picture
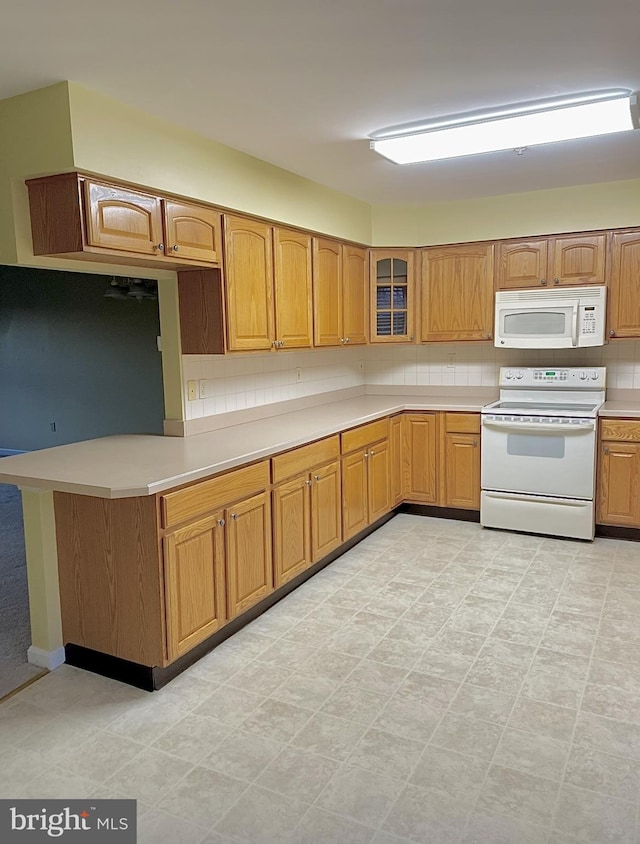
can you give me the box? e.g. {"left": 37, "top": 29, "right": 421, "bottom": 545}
{"left": 364, "top": 452, "right": 369, "bottom": 459}
{"left": 172, "top": 245, "right": 179, "bottom": 252}
{"left": 553, "top": 278, "right": 560, "bottom": 285}
{"left": 410, "top": 335, "right": 415, "bottom": 341}
{"left": 218, "top": 518, "right": 225, "bottom": 527}
{"left": 486, "top": 333, "right": 492, "bottom": 340}
{"left": 231, "top": 513, "right": 238, "bottom": 520}
{"left": 345, "top": 337, "right": 350, "bottom": 344}
{"left": 370, "top": 449, "right": 375, "bottom": 456}
{"left": 609, "top": 330, "right": 616, "bottom": 338}
{"left": 603, "top": 446, "right": 609, "bottom": 454}
{"left": 473, "top": 440, "right": 478, "bottom": 447}
{"left": 314, "top": 474, "right": 321, "bottom": 482}
{"left": 306, "top": 479, "right": 312, "bottom": 486}
{"left": 279, "top": 340, "right": 285, "bottom": 348}
{"left": 154, "top": 243, "right": 164, "bottom": 251}
{"left": 540, "top": 279, "right": 547, "bottom": 286}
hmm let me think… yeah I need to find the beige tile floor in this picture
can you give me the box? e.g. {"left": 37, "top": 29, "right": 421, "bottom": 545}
{"left": 1, "top": 514, "right": 640, "bottom": 843}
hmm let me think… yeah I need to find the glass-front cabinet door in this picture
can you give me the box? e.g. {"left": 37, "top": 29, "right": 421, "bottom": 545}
{"left": 370, "top": 250, "right": 415, "bottom": 342}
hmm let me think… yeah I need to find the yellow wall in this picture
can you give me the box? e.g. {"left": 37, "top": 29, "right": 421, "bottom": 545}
{"left": 67, "top": 83, "right": 372, "bottom": 244}
{"left": 371, "top": 178, "right": 640, "bottom": 246}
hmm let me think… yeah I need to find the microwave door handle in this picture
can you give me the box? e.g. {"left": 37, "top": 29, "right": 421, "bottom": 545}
{"left": 571, "top": 304, "right": 579, "bottom": 347}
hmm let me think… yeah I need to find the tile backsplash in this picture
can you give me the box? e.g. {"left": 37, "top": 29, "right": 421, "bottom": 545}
{"left": 183, "top": 341, "right": 640, "bottom": 419}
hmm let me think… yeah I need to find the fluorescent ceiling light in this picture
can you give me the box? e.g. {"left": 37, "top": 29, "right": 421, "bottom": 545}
{"left": 369, "top": 90, "right": 639, "bottom": 164}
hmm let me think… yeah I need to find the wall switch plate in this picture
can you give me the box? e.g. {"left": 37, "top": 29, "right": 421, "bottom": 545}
{"left": 358, "top": 360, "right": 365, "bottom": 371}
{"left": 447, "top": 353, "right": 456, "bottom": 369}
{"left": 187, "top": 380, "right": 198, "bottom": 401}
{"left": 296, "top": 367, "right": 302, "bottom": 383}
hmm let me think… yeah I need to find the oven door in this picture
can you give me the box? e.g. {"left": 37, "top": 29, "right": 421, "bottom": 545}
{"left": 495, "top": 300, "right": 578, "bottom": 349}
{"left": 481, "top": 417, "right": 596, "bottom": 499}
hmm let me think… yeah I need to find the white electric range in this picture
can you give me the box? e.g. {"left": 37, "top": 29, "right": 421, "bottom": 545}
{"left": 481, "top": 367, "right": 606, "bottom": 540}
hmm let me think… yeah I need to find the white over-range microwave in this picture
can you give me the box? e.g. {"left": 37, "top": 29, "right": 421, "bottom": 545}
{"left": 494, "top": 285, "right": 607, "bottom": 349}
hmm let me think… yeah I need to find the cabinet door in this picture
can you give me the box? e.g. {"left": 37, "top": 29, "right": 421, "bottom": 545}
{"left": 608, "top": 231, "right": 640, "bottom": 339}
{"left": 226, "top": 492, "right": 273, "bottom": 618}
{"left": 342, "top": 450, "right": 368, "bottom": 540}
{"left": 164, "top": 201, "right": 222, "bottom": 263}
{"left": 224, "top": 215, "right": 274, "bottom": 351}
{"left": 342, "top": 245, "right": 368, "bottom": 345}
{"left": 273, "top": 475, "right": 312, "bottom": 587}
{"left": 368, "top": 439, "right": 391, "bottom": 523}
{"left": 313, "top": 238, "right": 343, "bottom": 346}
{"left": 421, "top": 244, "right": 494, "bottom": 342}
{"left": 550, "top": 233, "right": 606, "bottom": 287}
{"left": 404, "top": 413, "right": 438, "bottom": 503}
{"left": 273, "top": 228, "right": 313, "bottom": 348}
{"left": 370, "top": 251, "right": 415, "bottom": 342}
{"left": 85, "top": 180, "right": 163, "bottom": 255}
{"left": 496, "top": 239, "right": 548, "bottom": 290}
{"left": 443, "top": 433, "right": 481, "bottom": 509}
{"left": 311, "top": 460, "right": 342, "bottom": 562}
{"left": 390, "top": 415, "right": 404, "bottom": 506}
{"left": 598, "top": 442, "right": 640, "bottom": 526}
{"left": 163, "top": 513, "right": 226, "bottom": 662}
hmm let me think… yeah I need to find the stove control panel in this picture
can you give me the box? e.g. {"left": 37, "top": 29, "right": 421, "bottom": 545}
{"left": 499, "top": 367, "right": 606, "bottom": 388}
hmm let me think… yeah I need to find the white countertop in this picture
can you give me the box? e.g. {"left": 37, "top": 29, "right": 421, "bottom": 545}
{"left": 599, "top": 400, "right": 640, "bottom": 418}
{"left": 0, "top": 394, "right": 491, "bottom": 499}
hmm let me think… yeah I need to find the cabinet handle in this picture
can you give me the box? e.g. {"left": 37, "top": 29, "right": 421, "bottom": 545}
{"left": 218, "top": 518, "right": 225, "bottom": 527}
{"left": 473, "top": 440, "right": 478, "bottom": 447}
{"left": 609, "top": 330, "right": 616, "bottom": 338}
{"left": 172, "top": 245, "right": 179, "bottom": 252}
{"left": 231, "top": 513, "right": 238, "bottom": 520}
{"left": 370, "top": 449, "right": 376, "bottom": 456}
{"left": 486, "top": 333, "right": 493, "bottom": 340}
{"left": 553, "top": 278, "right": 560, "bottom": 285}
{"left": 540, "top": 279, "right": 547, "bottom": 286}
{"left": 314, "top": 474, "right": 321, "bottom": 481}
{"left": 364, "top": 452, "right": 369, "bottom": 459}
{"left": 603, "top": 446, "right": 609, "bottom": 454}
{"left": 306, "top": 479, "right": 312, "bottom": 486}
{"left": 154, "top": 243, "right": 164, "bottom": 251}
{"left": 410, "top": 335, "right": 414, "bottom": 341}
{"left": 345, "top": 337, "right": 350, "bottom": 344}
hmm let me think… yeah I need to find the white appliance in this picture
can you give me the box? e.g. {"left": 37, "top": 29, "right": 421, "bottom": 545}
{"left": 481, "top": 367, "right": 606, "bottom": 540}
{"left": 494, "top": 285, "right": 606, "bottom": 349}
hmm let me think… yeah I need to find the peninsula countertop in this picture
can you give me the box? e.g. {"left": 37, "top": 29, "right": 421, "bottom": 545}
{"left": 0, "top": 393, "right": 493, "bottom": 499}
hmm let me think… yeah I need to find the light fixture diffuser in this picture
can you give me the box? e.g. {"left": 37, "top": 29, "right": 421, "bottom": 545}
{"left": 369, "top": 90, "right": 638, "bottom": 164}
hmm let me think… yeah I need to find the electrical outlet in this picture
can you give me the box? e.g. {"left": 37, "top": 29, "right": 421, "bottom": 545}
{"left": 447, "top": 353, "right": 456, "bottom": 369}
{"left": 296, "top": 367, "right": 302, "bottom": 383}
{"left": 358, "top": 360, "right": 365, "bottom": 371}
{"left": 187, "top": 380, "right": 198, "bottom": 401}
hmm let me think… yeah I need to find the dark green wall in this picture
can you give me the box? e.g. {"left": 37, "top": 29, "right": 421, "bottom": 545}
{"left": 0, "top": 266, "right": 164, "bottom": 451}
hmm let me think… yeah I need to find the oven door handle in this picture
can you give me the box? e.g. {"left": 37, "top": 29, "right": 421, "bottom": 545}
{"left": 482, "top": 419, "right": 595, "bottom": 434}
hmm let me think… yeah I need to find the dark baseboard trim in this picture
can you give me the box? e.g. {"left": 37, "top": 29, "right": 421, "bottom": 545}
{"left": 64, "top": 510, "right": 397, "bottom": 691}
{"left": 595, "top": 524, "right": 640, "bottom": 542}
{"left": 399, "top": 503, "right": 480, "bottom": 523}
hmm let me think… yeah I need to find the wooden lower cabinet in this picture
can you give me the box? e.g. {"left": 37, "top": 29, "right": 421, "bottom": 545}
{"left": 390, "top": 415, "right": 403, "bottom": 505}
{"left": 342, "top": 449, "right": 369, "bottom": 540}
{"left": 273, "top": 475, "right": 312, "bottom": 587}
{"left": 163, "top": 512, "right": 227, "bottom": 662}
{"left": 368, "top": 439, "right": 391, "bottom": 522}
{"left": 404, "top": 413, "right": 438, "bottom": 503}
{"left": 311, "top": 460, "right": 342, "bottom": 561}
{"left": 225, "top": 491, "right": 273, "bottom": 618}
{"left": 598, "top": 421, "right": 640, "bottom": 527}
{"left": 443, "top": 433, "right": 480, "bottom": 508}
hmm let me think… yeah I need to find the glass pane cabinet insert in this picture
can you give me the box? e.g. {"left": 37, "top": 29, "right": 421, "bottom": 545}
{"left": 370, "top": 251, "right": 414, "bottom": 342}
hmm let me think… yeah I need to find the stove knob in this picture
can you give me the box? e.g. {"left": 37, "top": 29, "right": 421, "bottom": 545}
{"left": 579, "top": 370, "right": 588, "bottom": 380}
{"left": 590, "top": 371, "right": 598, "bottom": 380}
{"left": 515, "top": 372, "right": 524, "bottom": 380}
{"left": 504, "top": 370, "right": 513, "bottom": 380}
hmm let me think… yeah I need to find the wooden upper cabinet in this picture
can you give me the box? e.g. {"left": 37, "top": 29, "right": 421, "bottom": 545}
{"left": 314, "top": 240, "right": 368, "bottom": 346}
{"left": 163, "top": 201, "right": 222, "bottom": 264}
{"left": 313, "top": 238, "right": 343, "bottom": 346}
{"left": 496, "top": 233, "right": 606, "bottom": 289}
{"left": 421, "top": 243, "right": 494, "bottom": 342}
{"left": 370, "top": 250, "right": 415, "bottom": 343}
{"left": 550, "top": 233, "right": 606, "bottom": 286}
{"left": 85, "top": 180, "right": 164, "bottom": 256}
{"left": 608, "top": 231, "right": 640, "bottom": 339}
{"left": 342, "top": 246, "right": 368, "bottom": 345}
{"left": 223, "top": 215, "right": 275, "bottom": 351}
{"left": 496, "top": 239, "right": 548, "bottom": 290}
{"left": 274, "top": 228, "right": 313, "bottom": 348}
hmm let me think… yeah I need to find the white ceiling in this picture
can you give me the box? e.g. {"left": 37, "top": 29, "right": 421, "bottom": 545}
{"left": 2, "top": 0, "right": 640, "bottom": 203}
